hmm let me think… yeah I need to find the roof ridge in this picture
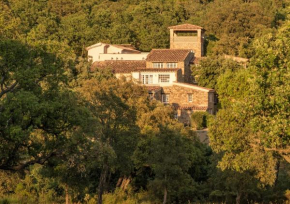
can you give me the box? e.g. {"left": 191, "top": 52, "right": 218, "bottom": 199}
{"left": 173, "top": 82, "right": 214, "bottom": 92}
{"left": 168, "top": 24, "right": 203, "bottom": 30}
{"left": 151, "top": 48, "right": 191, "bottom": 51}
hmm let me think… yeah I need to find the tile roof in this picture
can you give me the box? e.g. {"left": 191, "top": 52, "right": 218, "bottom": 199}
{"left": 114, "top": 44, "right": 136, "bottom": 49}
{"left": 146, "top": 86, "right": 162, "bottom": 92}
{"left": 135, "top": 68, "right": 180, "bottom": 72}
{"left": 92, "top": 60, "right": 146, "bottom": 73}
{"left": 146, "top": 49, "right": 192, "bottom": 62}
{"left": 112, "top": 44, "right": 141, "bottom": 53}
{"left": 86, "top": 42, "right": 140, "bottom": 53}
{"left": 168, "top": 24, "right": 203, "bottom": 30}
{"left": 173, "top": 82, "right": 215, "bottom": 92}
{"left": 172, "top": 104, "right": 208, "bottom": 110}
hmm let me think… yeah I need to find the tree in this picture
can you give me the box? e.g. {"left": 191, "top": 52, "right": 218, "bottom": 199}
{"left": 201, "top": 0, "right": 281, "bottom": 57}
{"left": 134, "top": 104, "right": 208, "bottom": 203}
{"left": 77, "top": 75, "right": 149, "bottom": 204}
{"left": 0, "top": 40, "right": 85, "bottom": 171}
{"left": 192, "top": 56, "right": 243, "bottom": 90}
{"left": 209, "top": 20, "right": 290, "bottom": 193}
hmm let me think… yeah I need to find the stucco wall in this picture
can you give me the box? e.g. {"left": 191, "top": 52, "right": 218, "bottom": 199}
{"left": 131, "top": 71, "right": 178, "bottom": 84}
{"left": 106, "top": 46, "right": 124, "bottom": 54}
{"left": 99, "top": 53, "right": 148, "bottom": 61}
{"left": 87, "top": 44, "right": 148, "bottom": 62}
{"left": 88, "top": 46, "right": 105, "bottom": 62}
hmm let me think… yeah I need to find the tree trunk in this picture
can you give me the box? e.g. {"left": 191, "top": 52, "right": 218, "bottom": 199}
{"left": 98, "top": 165, "right": 109, "bottom": 204}
{"left": 163, "top": 187, "right": 167, "bottom": 204}
{"left": 116, "top": 175, "right": 132, "bottom": 190}
{"left": 65, "top": 185, "right": 69, "bottom": 204}
{"left": 236, "top": 191, "right": 242, "bottom": 204}
{"left": 274, "top": 160, "right": 280, "bottom": 186}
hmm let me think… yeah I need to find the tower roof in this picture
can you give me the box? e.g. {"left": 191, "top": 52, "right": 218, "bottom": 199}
{"left": 168, "top": 24, "right": 203, "bottom": 30}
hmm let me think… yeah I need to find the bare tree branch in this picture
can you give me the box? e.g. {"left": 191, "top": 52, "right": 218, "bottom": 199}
{"left": 0, "top": 151, "right": 57, "bottom": 171}
{"left": 0, "top": 81, "right": 18, "bottom": 99}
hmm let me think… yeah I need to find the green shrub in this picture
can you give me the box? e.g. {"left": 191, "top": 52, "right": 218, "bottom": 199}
{"left": 191, "top": 111, "right": 212, "bottom": 130}
{"left": 0, "top": 199, "right": 10, "bottom": 204}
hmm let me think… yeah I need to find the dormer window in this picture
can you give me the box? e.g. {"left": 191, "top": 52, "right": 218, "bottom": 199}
{"left": 153, "top": 63, "right": 163, "bottom": 68}
{"left": 166, "top": 63, "right": 177, "bottom": 68}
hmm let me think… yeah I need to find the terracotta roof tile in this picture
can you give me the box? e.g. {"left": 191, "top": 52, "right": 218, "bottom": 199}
{"left": 168, "top": 24, "right": 203, "bottom": 30}
{"left": 146, "top": 49, "right": 192, "bottom": 62}
{"left": 172, "top": 104, "right": 208, "bottom": 110}
{"left": 92, "top": 60, "right": 146, "bottom": 73}
{"left": 173, "top": 82, "right": 215, "bottom": 92}
{"left": 146, "top": 86, "right": 162, "bottom": 92}
{"left": 112, "top": 44, "right": 141, "bottom": 53}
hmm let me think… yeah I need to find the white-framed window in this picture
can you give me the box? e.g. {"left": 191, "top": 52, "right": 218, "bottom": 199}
{"left": 162, "top": 94, "right": 169, "bottom": 103}
{"left": 158, "top": 74, "right": 170, "bottom": 83}
{"left": 188, "top": 94, "right": 193, "bottom": 102}
{"left": 142, "top": 75, "right": 153, "bottom": 84}
{"left": 153, "top": 63, "right": 163, "bottom": 68}
{"left": 166, "top": 63, "right": 177, "bottom": 68}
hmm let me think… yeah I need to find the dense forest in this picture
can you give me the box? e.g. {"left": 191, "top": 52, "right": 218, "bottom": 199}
{"left": 0, "top": 0, "right": 290, "bottom": 203}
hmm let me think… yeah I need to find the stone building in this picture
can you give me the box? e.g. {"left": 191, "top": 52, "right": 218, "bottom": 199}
{"left": 146, "top": 82, "right": 215, "bottom": 125}
{"left": 146, "top": 49, "right": 194, "bottom": 83}
{"left": 168, "top": 24, "right": 205, "bottom": 58}
{"left": 89, "top": 23, "right": 216, "bottom": 124}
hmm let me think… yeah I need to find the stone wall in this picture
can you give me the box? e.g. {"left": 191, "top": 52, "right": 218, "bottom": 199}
{"left": 153, "top": 84, "right": 215, "bottom": 124}
{"left": 162, "top": 85, "right": 209, "bottom": 107}
{"left": 169, "top": 29, "right": 204, "bottom": 58}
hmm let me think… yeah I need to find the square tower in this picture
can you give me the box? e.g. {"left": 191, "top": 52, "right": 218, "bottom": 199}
{"left": 168, "top": 24, "right": 205, "bottom": 58}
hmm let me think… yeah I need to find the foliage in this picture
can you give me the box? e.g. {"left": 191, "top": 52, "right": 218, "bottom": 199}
{"left": 0, "top": 39, "right": 86, "bottom": 171}
{"left": 1, "top": 0, "right": 290, "bottom": 203}
{"left": 192, "top": 56, "right": 243, "bottom": 89}
{"left": 2, "top": 0, "right": 288, "bottom": 56}
{"left": 191, "top": 111, "right": 212, "bottom": 130}
{"left": 209, "top": 20, "right": 290, "bottom": 188}
{"left": 134, "top": 103, "right": 209, "bottom": 203}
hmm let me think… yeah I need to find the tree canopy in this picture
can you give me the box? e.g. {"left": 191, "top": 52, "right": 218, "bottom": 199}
{"left": 1, "top": 0, "right": 290, "bottom": 203}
